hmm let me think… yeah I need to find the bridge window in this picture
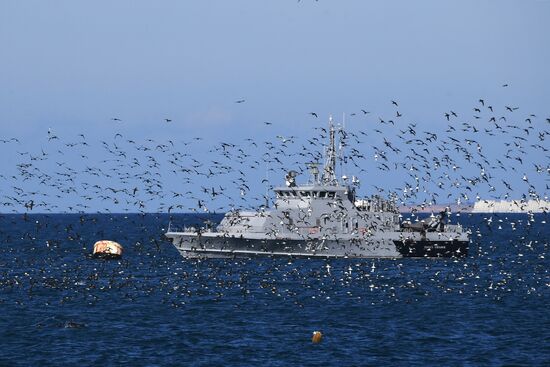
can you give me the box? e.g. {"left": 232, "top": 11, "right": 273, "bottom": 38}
{"left": 319, "top": 191, "right": 327, "bottom": 198}
{"left": 327, "top": 191, "right": 336, "bottom": 199}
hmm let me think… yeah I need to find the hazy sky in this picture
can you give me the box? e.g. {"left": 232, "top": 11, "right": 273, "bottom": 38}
{"left": 1, "top": 1, "right": 549, "bottom": 212}
{"left": 2, "top": 1, "right": 549, "bottom": 133}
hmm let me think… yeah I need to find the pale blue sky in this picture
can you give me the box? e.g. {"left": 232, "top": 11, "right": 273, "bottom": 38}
{"left": 0, "top": 1, "right": 549, "bottom": 212}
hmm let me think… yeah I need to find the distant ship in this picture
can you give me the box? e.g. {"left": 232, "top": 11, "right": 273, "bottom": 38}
{"left": 472, "top": 199, "right": 549, "bottom": 213}
{"left": 166, "top": 117, "right": 469, "bottom": 258}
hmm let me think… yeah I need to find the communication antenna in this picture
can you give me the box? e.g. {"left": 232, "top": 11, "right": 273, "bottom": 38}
{"left": 264, "top": 159, "right": 270, "bottom": 208}
{"left": 339, "top": 113, "right": 347, "bottom": 184}
{"left": 307, "top": 162, "right": 320, "bottom": 184}
{"left": 342, "top": 112, "right": 345, "bottom": 129}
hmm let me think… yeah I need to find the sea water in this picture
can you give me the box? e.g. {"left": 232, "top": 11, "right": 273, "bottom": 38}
{"left": 0, "top": 213, "right": 548, "bottom": 366}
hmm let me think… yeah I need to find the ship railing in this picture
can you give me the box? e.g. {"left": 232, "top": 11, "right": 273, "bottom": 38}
{"left": 166, "top": 224, "right": 217, "bottom": 233}
{"left": 355, "top": 197, "right": 399, "bottom": 213}
{"left": 444, "top": 224, "right": 464, "bottom": 233}
{"left": 165, "top": 224, "right": 187, "bottom": 233}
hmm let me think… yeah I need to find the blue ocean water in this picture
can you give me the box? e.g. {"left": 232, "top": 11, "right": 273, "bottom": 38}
{"left": 0, "top": 213, "right": 548, "bottom": 366}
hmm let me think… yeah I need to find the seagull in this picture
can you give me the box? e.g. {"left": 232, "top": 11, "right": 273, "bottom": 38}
{"left": 309, "top": 112, "right": 318, "bottom": 118}
{"left": 235, "top": 99, "right": 246, "bottom": 103}
{"left": 164, "top": 118, "right": 172, "bottom": 122}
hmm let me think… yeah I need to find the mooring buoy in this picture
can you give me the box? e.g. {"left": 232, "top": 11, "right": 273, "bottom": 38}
{"left": 312, "top": 331, "right": 322, "bottom": 343}
{"left": 92, "top": 240, "right": 123, "bottom": 259}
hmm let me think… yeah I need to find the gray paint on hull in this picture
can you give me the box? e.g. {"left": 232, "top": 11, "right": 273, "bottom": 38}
{"left": 168, "top": 233, "right": 403, "bottom": 258}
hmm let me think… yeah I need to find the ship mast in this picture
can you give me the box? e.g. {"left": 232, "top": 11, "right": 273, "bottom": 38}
{"left": 322, "top": 116, "right": 338, "bottom": 185}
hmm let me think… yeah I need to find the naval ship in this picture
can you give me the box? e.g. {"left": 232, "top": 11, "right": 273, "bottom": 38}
{"left": 166, "top": 118, "right": 469, "bottom": 258}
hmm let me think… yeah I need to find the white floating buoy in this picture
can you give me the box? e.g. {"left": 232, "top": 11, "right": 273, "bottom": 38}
{"left": 92, "top": 240, "right": 123, "bottom": 259}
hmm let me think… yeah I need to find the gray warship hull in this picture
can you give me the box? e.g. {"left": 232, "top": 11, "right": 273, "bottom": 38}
{"left": 165, "top": 229, "right": 469, "bottom": 259}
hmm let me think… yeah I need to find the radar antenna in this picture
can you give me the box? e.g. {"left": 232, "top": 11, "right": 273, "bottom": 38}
{"left": 285, "top": 170, "right": 298, "bottom": 187}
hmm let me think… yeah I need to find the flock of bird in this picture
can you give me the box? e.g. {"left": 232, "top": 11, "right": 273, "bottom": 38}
{"left": 0, "top": 96, "right": 548, "bottom": 319}
{"left": 1, "top": 97, "right": 548, "bottom": 217}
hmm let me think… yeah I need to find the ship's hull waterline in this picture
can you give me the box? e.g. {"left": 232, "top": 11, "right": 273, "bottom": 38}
{"left": 165, "top": 232, "right": 469, "bottom": 259}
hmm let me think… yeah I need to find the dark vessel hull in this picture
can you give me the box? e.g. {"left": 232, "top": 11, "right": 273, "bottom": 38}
{"left": 394, "top": 239, "right": 468, "bottom": 257}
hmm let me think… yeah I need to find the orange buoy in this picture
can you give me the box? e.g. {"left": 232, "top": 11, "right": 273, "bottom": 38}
{"left": 92, "top": 240, "right": 123, "bottom": 259}
{"left": 312, "top": 331, "right": 322, "bottom": 343}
